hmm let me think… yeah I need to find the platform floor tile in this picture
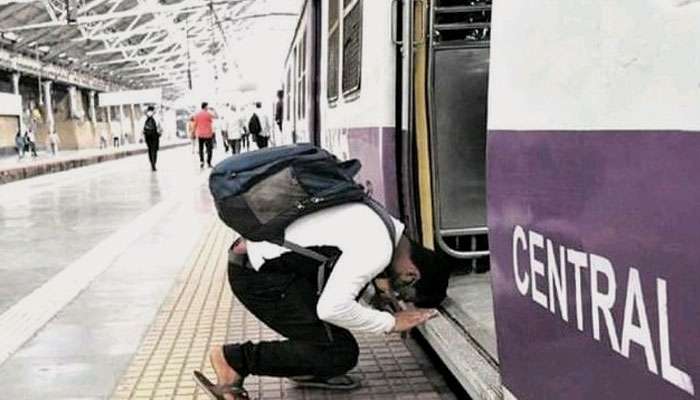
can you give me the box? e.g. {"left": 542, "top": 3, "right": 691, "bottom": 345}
{"left": 111, "top": 222, "right": 457, "bottom": 400}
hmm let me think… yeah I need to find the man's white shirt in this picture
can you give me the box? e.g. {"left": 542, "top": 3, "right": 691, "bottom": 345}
{"left": 246, "top": 203, "right": 404, "bottom": 335}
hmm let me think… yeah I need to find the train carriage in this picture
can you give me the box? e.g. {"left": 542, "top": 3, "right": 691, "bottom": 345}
{"left": 278, "top": 0, "right": 698, "bottom": 399}
{"left": 281, "top": 0, "right": 496, "bottom": 397}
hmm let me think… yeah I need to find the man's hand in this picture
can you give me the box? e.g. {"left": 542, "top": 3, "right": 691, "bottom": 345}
{"left": 391, "top": 309, "right": 438, "bottom": 333}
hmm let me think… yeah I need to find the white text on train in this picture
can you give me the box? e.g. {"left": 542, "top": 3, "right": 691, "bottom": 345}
{"left": 512, "top": 225, "right": 695, "bottom": 396}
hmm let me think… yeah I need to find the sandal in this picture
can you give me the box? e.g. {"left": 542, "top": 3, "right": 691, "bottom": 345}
{"left": 290, "top": 374, "right": 361, "bottom": 390}
{"left": 193, "top": 370, "right": 250, "bottom": 400}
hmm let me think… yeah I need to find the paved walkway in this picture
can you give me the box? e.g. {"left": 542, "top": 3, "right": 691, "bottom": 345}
{"left": 0, "top": 146, "right": 457, "bottom": 399}
{"left": 111, "top": 221, "right": 456, "bottom": 400}
{"left": 0, "top": 139, "right": 184, "bottom": 167}
{"left": 0, "top": 138, "right": 191, "bottom": 184}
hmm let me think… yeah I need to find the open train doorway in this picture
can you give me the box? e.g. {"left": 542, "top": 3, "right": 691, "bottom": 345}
{"left": 407, "top": 0, "right": 499, "bottom": 395}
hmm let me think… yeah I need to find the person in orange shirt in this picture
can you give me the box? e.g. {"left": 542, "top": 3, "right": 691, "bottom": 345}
{"left": 188, "top": 116, "right": 197, "bottom": 154}
{"left": 192, "top": 102, "right": 217, "bottom": 168}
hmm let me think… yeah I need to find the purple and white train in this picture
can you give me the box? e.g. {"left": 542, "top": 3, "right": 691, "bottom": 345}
{"left": 276, "top": 0, "right": 699, "bottom": 399}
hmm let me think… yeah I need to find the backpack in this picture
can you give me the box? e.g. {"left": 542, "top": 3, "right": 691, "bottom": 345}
{"left": 209, "top": 143, "right": 396, "bottom": 293}
{"left": 144, "top": 116, "right": 158, "bottom": 136}
{"left": 248, "top": 113, "right": 262, "bottom": 136}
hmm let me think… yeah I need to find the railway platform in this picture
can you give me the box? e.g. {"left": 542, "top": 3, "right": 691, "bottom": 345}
{"left": 0, "top": 146, "right": 458, "bottom": 400}
{"left": 0, "top": 138, "right": 190, "bottom": 185}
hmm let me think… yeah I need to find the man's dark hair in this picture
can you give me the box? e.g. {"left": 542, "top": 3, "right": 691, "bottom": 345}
{"left": 277, "top": 90, "right": 284, "bottom": 98}
{"left": 255, "top": 102, "right": 262, "bottom": 108}
{"left": 201, "top": 102, "right": 208, "bottom": 109}
{"left": 409, "top": 239, "right": 451, "bottom": 308}
{"left": 146, "top": 105, "right": 155, "bottom": 112}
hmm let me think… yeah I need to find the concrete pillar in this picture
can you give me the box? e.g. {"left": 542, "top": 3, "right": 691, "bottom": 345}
{"left": 106, "top": 106, "right": 113, "bottom": 143}
{"left": 11, "top": 72, "right": 20, "bottom": 95}
{"left": 11, "top": 72, "right": 24, "bottom": 134}
{"left": 118, "top": 105, "right": 126, "bottom": 143}
{"left": 43, "top": 80, "right": 54, "bottom": 134}
{"left": 129, "top": 104, "right": 137, "bottom": 140}
{"left": 68, "top": 86, "right": 79, "bottom": 119}
{"left": 89, "top": 91, "right": 97, "bottom": 122}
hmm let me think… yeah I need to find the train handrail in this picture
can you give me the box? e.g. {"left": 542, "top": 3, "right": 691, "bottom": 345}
{"left": 391, "top": 0, "right": 403, "bottom": 46}
{"left": 436, "top": 232, "right": 490, "bottom": 259}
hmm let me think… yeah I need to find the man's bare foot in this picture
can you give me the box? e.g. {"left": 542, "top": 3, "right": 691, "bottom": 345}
{"left": 209, "top": 345, "right": 243, "bottom": 386}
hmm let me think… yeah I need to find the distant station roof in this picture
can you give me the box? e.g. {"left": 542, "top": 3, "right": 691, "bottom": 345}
{"left": 0, "top": 0, "right": 299, "bottom": 99}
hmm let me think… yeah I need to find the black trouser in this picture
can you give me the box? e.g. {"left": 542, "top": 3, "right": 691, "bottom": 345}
{"left": 228, "top": 139, "right": 241, "bottom": 154}
{"left": 241, "top": 134, "right": 249, "bottom": 151}
{"left": 222, "top": 132, "right": 230, "bottom": 152}
{"left": 198, "top": 137, "right": 213, "bottom": 165}
{"left": 145, "top": 135, "right": 159, "bottom": 169}
{"left": 255, "top": 136, "right": 269, "bottom": 149}
{"left": 25, "top": 141, "right": 37, "bottom": 157}
{"left": 224, "top": 254, "right": 359, "bottom": 379}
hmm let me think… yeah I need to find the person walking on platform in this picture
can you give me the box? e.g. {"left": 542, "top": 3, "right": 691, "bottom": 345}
{"left": 99, "top": 130, "right": 108, "bottom": 149}
{"left": 192, "top": 102, "right": 217, "bottom": 168}
{"left": 225, "top": 105, "right": 242, "bottom": 155}
{"left": 14, "top": 131, "right": 25, "bottom": 160}
{"left": 188, "top": 116, "right": 197, "bottom": 154}
{"left": 24, "top": 130, "right": 38, "bottom": 158}
{"left": 250, "top": 102, "right": 271, "bottom": 149}
{"left": 112, "top": 128, "right": 121, "bottom": 148}
{"left": 194, "top": 149, "right": 451, "bottom": 399}
{"left": 47, "top": 130, "right": 60, "bottom": 156}
{"left": 141, "top": 105, "right": 162, "bottom": 171}
{"left": 237, "top": 106, "right": 250, "bottom": 153}
{"left": 274, "top": 89, "right": 284, "bottom": 133}
{"left": 220, "top": 121, "right": 230, "bottom": 153}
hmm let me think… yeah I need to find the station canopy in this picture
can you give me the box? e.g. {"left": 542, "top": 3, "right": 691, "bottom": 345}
{"left": 0, "top": 0, "right": 302, "bottom": 101}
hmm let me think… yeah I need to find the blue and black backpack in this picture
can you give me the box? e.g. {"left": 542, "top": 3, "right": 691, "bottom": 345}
{"left": 209, "top": 143, "right": 396, "bottom": 284}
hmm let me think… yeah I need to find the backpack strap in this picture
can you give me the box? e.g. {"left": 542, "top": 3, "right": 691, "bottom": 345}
{"left": 282, "top": 239, "right": 336, "bottom": 342}
{"left": 282, "top": 240, "right": 329, "bottom": 263}
{"left": 282, "top": 240, "right": 330, "bottom": 296}
{"left": 363, "top": 197, "right": 397, "bottom": 262}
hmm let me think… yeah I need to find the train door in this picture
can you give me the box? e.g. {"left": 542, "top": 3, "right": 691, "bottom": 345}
{"left": 393, "top": 0, "right": 420, "bottom": 238}
{"left": 407, "top": 1, "right": 500, "bottom": 397}
{"left": 433, "top": 0, "right": 496, "bottom": 354}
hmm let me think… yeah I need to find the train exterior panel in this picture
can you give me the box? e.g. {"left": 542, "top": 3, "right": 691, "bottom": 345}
{"left": 487, "top": 1, "right": 700, "bottom": 399}
{"left": 282, "top": 0, "right": 400, "bottom": 214}
{"left": 281, "top": 2, "right": 314, "bottom": 145}
{"left": 318, "top": 0, "right": 400, "bottom": 215}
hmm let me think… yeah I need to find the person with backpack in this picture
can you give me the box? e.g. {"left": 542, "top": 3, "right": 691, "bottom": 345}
{"left": 141, "top": 105, "right": 162, "bottom": 171}
{"left": 194, "top": 145, "right": 451, "bottom": 399}
{"left": 23, "top": 129, "right": 38, "bottom": 158}
{"left": 249, "top": 102, "right": 271, "bottom": 149}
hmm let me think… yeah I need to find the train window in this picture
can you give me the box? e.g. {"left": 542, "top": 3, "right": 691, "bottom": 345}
{"left": 434, "top": 0, "right": 491, "bottom": 46}
{"left": 327, "top": 0, "right": 340, "bottom": 102}
{"left": 286, "top": 68, "right": 291, "bottom": 121}
{"left": 342, "top": 0, "right": 362, "bottom": 96}
{"left": 297, "top": 30, "right": 307, "bottom": 120}
{"left": 293, "top": 46, "right": 299, "bottom": 120}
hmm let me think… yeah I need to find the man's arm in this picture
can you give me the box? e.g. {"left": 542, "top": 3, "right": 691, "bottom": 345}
{"left": 315, "top": 242, "right": 396, "bottom": 334}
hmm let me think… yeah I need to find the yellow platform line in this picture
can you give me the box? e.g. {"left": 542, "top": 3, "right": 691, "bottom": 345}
{"left": 111, "top": 219, "right": 233, "bottom": 400}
